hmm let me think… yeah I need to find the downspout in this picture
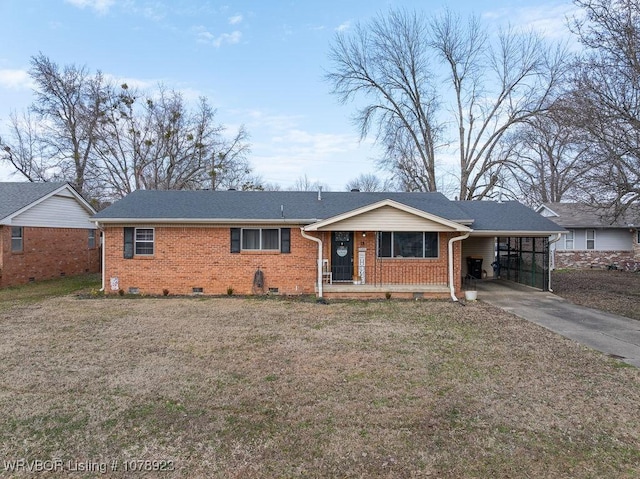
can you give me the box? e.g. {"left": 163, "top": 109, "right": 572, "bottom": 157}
{"left": 547, "top": 233, "right": 562, "bottom": 292}
{"left": 448, "top": 232, "right": 471, "bottom": 302}
{"left": 94, "top": 221, "right": 106, "bottom": 292}
{"left": 300, "top": 228, "right": 324, "bottom": 298}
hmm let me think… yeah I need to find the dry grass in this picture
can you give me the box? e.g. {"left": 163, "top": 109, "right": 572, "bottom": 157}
{"left": 552, "top": 269, "right": 640, "bottom": 321}
{"left": 0, "top": 293, "right": 638, "bottom": 478}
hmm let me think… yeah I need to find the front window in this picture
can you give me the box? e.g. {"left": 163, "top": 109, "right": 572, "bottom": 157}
{"left": 378, "top": 232, "right": 439, "bottom": 258}
{"left": 135, "top": 228, "right": 154, "bottom": 255}
{"left": 565, "top": 230, "right": 574, "bottom": 250}
{"left": 242, "top": 228, "right": 280, "bottom": 250}
{"left": 88, "top": 229, "right": 96, "bottom": 249}
{"left": 586, "top": 229, "right": 596, "bottom": 250}
{"left": 11, "top": 226, "right": 23, "bottom": 252}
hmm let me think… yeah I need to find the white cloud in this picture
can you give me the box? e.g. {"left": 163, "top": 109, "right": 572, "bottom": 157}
{"left": 0, "top": 69, "right": 34, "bottom": 90}
{"left": 335, "top": 21, "right": 350, "bottom": 32}
{"left": 228, "top": 14, "right": 243, "bottom": 25}
{"left": 482, "top": 3, "right": 580, "bottom": 40}
{"left": 214, "top": 30, "right": 242, "bottom": 47}
{"left": 65, "top": 0, "right": 115, "bottom": 15}
{"left": 193, "top": 26, "right": 242, "bottom": 48}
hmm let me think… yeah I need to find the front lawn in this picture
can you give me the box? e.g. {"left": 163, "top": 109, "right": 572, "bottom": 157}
{"left": 0, "top": 295, "right": 638, "bottom": 477}
{"left": 552, "top": 269, "right": 640, "bottom": 320}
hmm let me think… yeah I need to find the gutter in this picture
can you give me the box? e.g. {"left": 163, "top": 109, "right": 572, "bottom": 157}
{"left": 448, "top": 232, "right": 471, "bottom": 302}
{"left": 547, "top": 233, "right": 563, "bottom": 292}
{"left": 299, "top": 228, "right": 324, "bottom": 298}
{"left": 93, "top": 221, "right": 106, "bottom": 292}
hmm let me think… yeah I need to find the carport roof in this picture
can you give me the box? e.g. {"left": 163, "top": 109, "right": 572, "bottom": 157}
{"left": 455, "top": 201, "right": 567, "bottom": 235}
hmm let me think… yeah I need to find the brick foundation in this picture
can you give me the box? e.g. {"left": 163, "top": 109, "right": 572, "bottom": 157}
{"left": 0, "top": 226, "right": 101, "bottom": 288}
{"left": 554, "top": 250, "right": 639, "bottom": 270}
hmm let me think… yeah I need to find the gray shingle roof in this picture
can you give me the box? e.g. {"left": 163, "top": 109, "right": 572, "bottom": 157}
{"left": 93, "top": 190, "right": 473, "bottom": 223}
{"left": 94, "top": 190, "right": 563, "bottom": 233}
{"left": 456, "top": 201, "right": 566, "bottom": 233}
{"left": 541, "top": 203, "right": 640, "bottom": 228}
{"left": 0, "top": 182, "right": 68, "bottom": 221}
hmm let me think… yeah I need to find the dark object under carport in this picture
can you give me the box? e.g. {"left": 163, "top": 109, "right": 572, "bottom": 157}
{"left": 467, "top": 256, "right": 483, "bottom": 279}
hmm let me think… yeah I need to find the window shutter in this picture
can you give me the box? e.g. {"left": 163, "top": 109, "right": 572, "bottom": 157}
{"left": 230, "top": 228, "right": 241, "bottom": 253}
{"left": 280, "top": 228, "right": 291, "bottom": 253}
{"left": 123, "top": 227, "right": 134, "bottom": 259}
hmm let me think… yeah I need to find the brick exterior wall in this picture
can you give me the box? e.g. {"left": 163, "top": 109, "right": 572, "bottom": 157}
{"left": 104, "top": 225, "right": 318, "bottom": 296}
{"left": 103, "top": 225, "right": 462, "bottom": 297}
{"left": 0, "top": 226, "right": 101, "bottom": 288}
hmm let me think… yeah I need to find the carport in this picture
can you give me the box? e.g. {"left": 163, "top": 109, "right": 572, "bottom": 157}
{"left": 455, "top": 201, "right": 565, "bottom": 292}
{"left": 496, "top": 236, "right": 550, "bottom": 290}
{"left": 462, "top": 234, "right": 551, "bottom": 291}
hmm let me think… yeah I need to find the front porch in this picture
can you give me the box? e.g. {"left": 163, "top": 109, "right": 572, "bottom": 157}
{"left": 321, "top": 282, "right": 450, "bottom": 300}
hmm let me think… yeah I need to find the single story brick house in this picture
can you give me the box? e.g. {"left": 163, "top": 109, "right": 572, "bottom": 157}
{"left": 0, "top": 182, "right": 100, "bottom": 288}
{"left": 93, "top": 190, "right": 565, "bottom": 299}
{"left": 537, "top": 203, "right": 640, "bottom": 270}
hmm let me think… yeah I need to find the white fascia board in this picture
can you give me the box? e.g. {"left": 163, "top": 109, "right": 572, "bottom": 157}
{"left": 93, "top": 218, "right": 316, "bottom": 225}
{"left": 469, "top": 229, "right": 568, "bottom": 237}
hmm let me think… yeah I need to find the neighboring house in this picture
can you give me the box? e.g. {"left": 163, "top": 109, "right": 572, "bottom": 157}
{"left": 537, "top": 203, "right": 640, "bottom": 270}
{"left": 0, "top": 182, "right": 100, "bottom": 288}
{"left": 93, "top": 190, "right": 565, "bottom": 299}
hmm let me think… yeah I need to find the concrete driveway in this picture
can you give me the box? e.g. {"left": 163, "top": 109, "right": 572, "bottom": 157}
{"left": 476, "top": 280, "right": 640, "bottom": 368}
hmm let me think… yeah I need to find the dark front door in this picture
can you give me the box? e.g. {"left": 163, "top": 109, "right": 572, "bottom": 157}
{"left": 332, "top": 232, "right": 354, "bottom": 281}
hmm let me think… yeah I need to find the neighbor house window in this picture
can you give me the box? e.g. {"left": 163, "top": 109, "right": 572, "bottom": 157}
{"left": 377, "top": 232, "right": 439, "bottom": 258}
{"left": 135, "top": 228, "right": 154, "bottom": 255}
{"left": 242, "top": 228, "right": 280, "bottom": 250}
{"left": 11, "top": 226, "right": 23, "bottom": 252}
{"left": 565, "top": 230, "right": 574, "bottom": 250}
{"left": 586, "top": 229, "right": 596, "bottom": 250}
{"left": 88, "top": 229, "right": 96, "bottom": 249}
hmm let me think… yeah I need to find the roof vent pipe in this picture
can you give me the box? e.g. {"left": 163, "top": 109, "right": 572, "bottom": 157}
{"left": 317, "top": 186, "right": 322, "bottom": 201}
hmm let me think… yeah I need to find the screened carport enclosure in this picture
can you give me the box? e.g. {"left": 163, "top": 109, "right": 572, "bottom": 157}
{"left": 496, "top": 237, "right": 550, "bottom": 290}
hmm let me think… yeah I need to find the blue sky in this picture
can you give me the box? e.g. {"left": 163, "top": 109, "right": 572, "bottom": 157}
{"left": 0, "top": 0, "right": 577, "bottom": 190}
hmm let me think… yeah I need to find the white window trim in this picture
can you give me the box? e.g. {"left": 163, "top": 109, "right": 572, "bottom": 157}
{"left": 377, "top": 231, "right": 440, "bottom": 259}
{"left": 241, "top": 228, "right": 281, "bottom": 251}
{"left": 11, "top": 226, "right": 23, "bottom": 253}
{"left": 564, "top": 230, "right": 574, "bottom": 250}
{"left": 134, "top": 227, "right": 155, "bottom": 256}
{"left": 586, "top": 229, "right": 596, "bottom": 250}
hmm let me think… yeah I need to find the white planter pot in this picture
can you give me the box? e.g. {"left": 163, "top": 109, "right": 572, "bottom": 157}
{"left": 464, "top": 290, "right": 477, "bottom": 301}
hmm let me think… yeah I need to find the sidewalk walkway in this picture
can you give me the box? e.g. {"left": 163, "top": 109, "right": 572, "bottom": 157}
{"left": 476, "top": 280, "right": 640, "bottom": 368}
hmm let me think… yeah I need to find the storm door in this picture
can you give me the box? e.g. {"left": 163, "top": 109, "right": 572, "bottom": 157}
{"left": 331, "top": 232, "right": 354, "bottom": 281}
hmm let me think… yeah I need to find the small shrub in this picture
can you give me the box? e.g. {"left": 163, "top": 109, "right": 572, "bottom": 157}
{"left": 118, "top": 289, "right": 125, "bottom": 296}
{"left": 227, "top": 286, "right": 234, "bottom": 296}
{"left": 385, "top": 292, "right": 392, "bottom": 300}
{"left": 163, "top": 288, "right": 169, "bottom": 296}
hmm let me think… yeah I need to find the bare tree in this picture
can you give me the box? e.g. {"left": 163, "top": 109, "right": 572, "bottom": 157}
{"left": 1, "top": 112, "right": 51, "bottom": 182}
{"left": 29, "top": 53, "right": 107, "bottom": 194}
{"left": 502, "top": 104, "right": 592, "bottom": 206}
{"left": 345, "top": 173, "right": 395, "bottom": 191}
{"left": 289, "top": 174, "right": 329, "bottom": 191}
{"left": 326, "top": 9, "right": 569, "bottom": 199}
{"left": 2, "top": 54, "right": 253, "bottom": 201}
{"left": 566, "top": 0, "right": 640, "bottom": 212}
